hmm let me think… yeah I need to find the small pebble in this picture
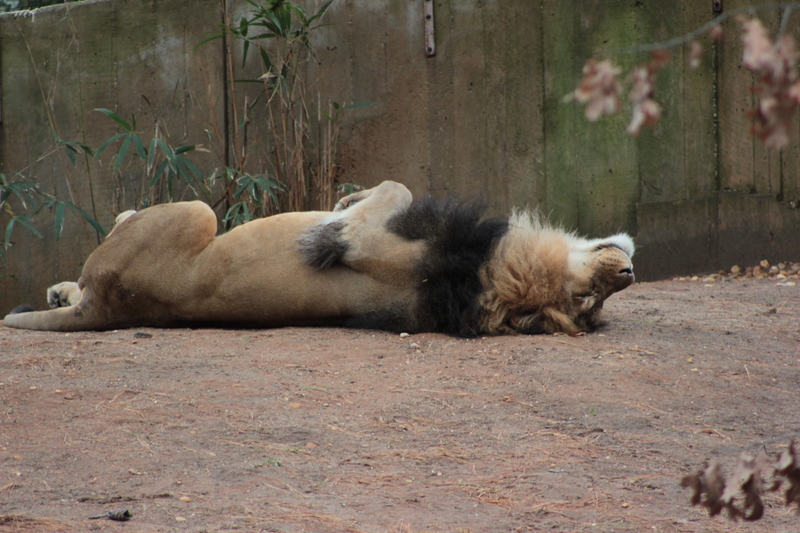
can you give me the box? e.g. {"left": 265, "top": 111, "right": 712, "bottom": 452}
{"left": 681, "top": 260, "right": 800, "bottom": 282}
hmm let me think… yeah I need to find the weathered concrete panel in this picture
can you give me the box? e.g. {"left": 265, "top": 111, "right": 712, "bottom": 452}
{"left": 716, "top": 192, "right": 800, "bottom": 270}
{"left": 637, "top": 193, "right": 800, "bottom": 279}
{"left": 636, "top": 198, "right": 719, "bottom": 279}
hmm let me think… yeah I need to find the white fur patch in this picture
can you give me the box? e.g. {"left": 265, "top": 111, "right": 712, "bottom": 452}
{"left": 318, "top": 211, "right": 346, "bottom": 226}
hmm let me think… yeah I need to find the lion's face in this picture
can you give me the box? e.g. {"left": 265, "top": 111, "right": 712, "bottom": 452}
{"left": 567, "top": 241, "right": 634, "bottom": 326}
{"left": 476, "top": 218, "right": 635, "bottom": 335}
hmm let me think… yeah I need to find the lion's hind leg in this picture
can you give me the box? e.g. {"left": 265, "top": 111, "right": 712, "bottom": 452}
{"left": 47, "top": 281, "right": 82, "bottom": 309}
{"left": 36, "top": 211, "right": 132, "bottom": 311}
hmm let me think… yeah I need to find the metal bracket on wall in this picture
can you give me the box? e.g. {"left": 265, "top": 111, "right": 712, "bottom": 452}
{"left": 424, "top": 0, "right": 435, "bottom": 57}
{"left": 713, "top": 0, "right": 722, "bottom": 14}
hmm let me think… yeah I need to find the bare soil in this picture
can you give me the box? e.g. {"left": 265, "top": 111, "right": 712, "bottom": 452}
{"left": 1, "top": 279, "right": 799, "bottom": 533}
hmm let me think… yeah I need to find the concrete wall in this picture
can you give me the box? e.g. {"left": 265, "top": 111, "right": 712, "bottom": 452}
{"left": 2, "top": 0, "right": 800, "bottom": 314}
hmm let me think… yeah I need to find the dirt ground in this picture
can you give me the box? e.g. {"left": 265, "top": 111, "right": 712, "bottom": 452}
{"left": 1, "top": 278, "right": 799, "bottom": 533}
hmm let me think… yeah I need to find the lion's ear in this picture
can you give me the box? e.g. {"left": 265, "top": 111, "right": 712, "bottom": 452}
{"left": 601, "top": 234, "right": 635, "bottom": 258}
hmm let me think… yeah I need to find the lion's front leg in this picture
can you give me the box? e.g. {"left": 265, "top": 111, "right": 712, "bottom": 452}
{"left": 333, "top": 181, "right": 410, "bottom": 214}
{"left": 47, "top": 281, "right": 83, "bottom": 308}
{"left": 333, "top": 189, "right": 369, "bottom": 212}
{"left": 299, "top": 181, "right": 424, "bottom": 280}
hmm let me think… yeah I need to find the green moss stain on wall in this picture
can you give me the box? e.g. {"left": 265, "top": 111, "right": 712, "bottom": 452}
{"left": 543, "top": 0, "right": 640, "bottom": 235}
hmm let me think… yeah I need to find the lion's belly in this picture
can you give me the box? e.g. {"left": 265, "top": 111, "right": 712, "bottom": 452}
{"left": 192, "top": 264, "right": 414, "bottom": 326}
{"left": 173, "top": 213, "right": 420, "bottom": 329}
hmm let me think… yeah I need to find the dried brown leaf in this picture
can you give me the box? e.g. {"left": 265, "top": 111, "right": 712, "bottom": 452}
{"left": 776, "top": 440, "right": 800, "bottom": 511}
{"left": 683, "top": 440, "right": 800, "bottom": 522}
{"left": 722, "top": 453, "right": 766, "bottom": 521}
{"left": 681, "top": 460, "right": 727, "bottom": 516}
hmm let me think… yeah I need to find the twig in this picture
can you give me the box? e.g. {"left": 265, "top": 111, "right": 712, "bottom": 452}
{"left": 606, "top": 2, "right": 800, "bottom": 55}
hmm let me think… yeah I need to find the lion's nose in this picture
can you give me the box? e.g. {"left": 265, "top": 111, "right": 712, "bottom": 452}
{"left": 613, "top": 266, "right": 635, "bottom": 291}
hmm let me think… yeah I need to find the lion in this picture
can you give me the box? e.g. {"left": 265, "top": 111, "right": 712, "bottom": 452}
{"left": 2, "top": 181, "right": 635, "bottom": 336}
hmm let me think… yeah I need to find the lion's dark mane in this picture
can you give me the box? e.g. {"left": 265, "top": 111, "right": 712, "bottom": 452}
{"left": 299, "top": 194, "right": 508, "bottom": 336}
{"left": 366, "top": 195, "right": 508, "bottom": 336}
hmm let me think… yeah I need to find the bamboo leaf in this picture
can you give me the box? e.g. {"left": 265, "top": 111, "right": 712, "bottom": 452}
{"left": 79, "top": 142, "right": 94, "bottom": 156}
{"left": 167, "top": 169, "right": 175, "bottom": 200}
{"left": 94, "top": 133, "right": 126, "bottom": 159}
{"left": 63, "top": 143, "right": 77, "bottom": 165}
{"left": 156, "top": 138, "right": 174, "bottom": 158}
{"left": 194, "top": 31, "right": 224, "bottom": 51}
{"left": 308, "top": 0, "right": 333, "bottom": 24}
{"left": 14, "top": 215, "right": 42, "bottom": 239}
{"left": 147, "top": 137, "right": 158, "bottom": 170}
{"left": 9, "top": 183, "right": 35, "bottom": 210}
{"left": 151, "top": 159, "right": 170, "bottom": 190}
{"left": 54, "top": 201, "right": 65, "bottom": 239}
{"left": 259, "top": 47, "right": 273, "bottom": 72}
{"left": 174, "top": 145, "right": 196, "bottom": 155}
{"left": 132, "top": 134, "right": 147, "bottom": 160}
{"left": 242, "top": 40, "right": 251, "bottom": 68}
{"left": 342, "top": 101, "right": 377, "bottom": 110}
{"left": 95, "top": 108, "right": 132, "bottom": 131}
{"left": 183, "top": 157, "right": 204, "bottom": 182}
{"left": 4, "top": 218, "right": 15, "bottom": 247}
{"left": 113, "top": 134, "right": 133, "bottom": 174}
{"left": 250, "top": 31, "right": 277, "bottom": 41}
{"left": 65, "top": 203, "right": 107, "bottom": 236}
{"left": 287, "top": 3, "right": 308, "bottom": 25}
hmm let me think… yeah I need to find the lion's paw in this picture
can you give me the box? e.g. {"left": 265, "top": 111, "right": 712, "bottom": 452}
{"left": 107, "top": 210, "right": 137, "bottom": 236}
{"left": 334, "top": 190, "right": 371, "bottom": 212}
{"left": 47, "top": 282, "right": 82, "bottom": 309}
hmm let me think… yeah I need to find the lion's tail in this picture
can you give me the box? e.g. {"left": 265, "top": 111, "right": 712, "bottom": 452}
{"left": 3, "top": 306, "right": 111, "bottom": 331}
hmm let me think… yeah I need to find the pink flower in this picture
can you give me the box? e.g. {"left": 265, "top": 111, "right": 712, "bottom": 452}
{"left": 740, "top": 17, "right": 800, "bottom": 148}
{"left": 689, "top": 41, "right": 703, "bottom": 69}
{"left": 627, "top": 51, "right": 668, "bottom": 136}
{"left": 567, "top": 60, "right": 623, "bottom": 121}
